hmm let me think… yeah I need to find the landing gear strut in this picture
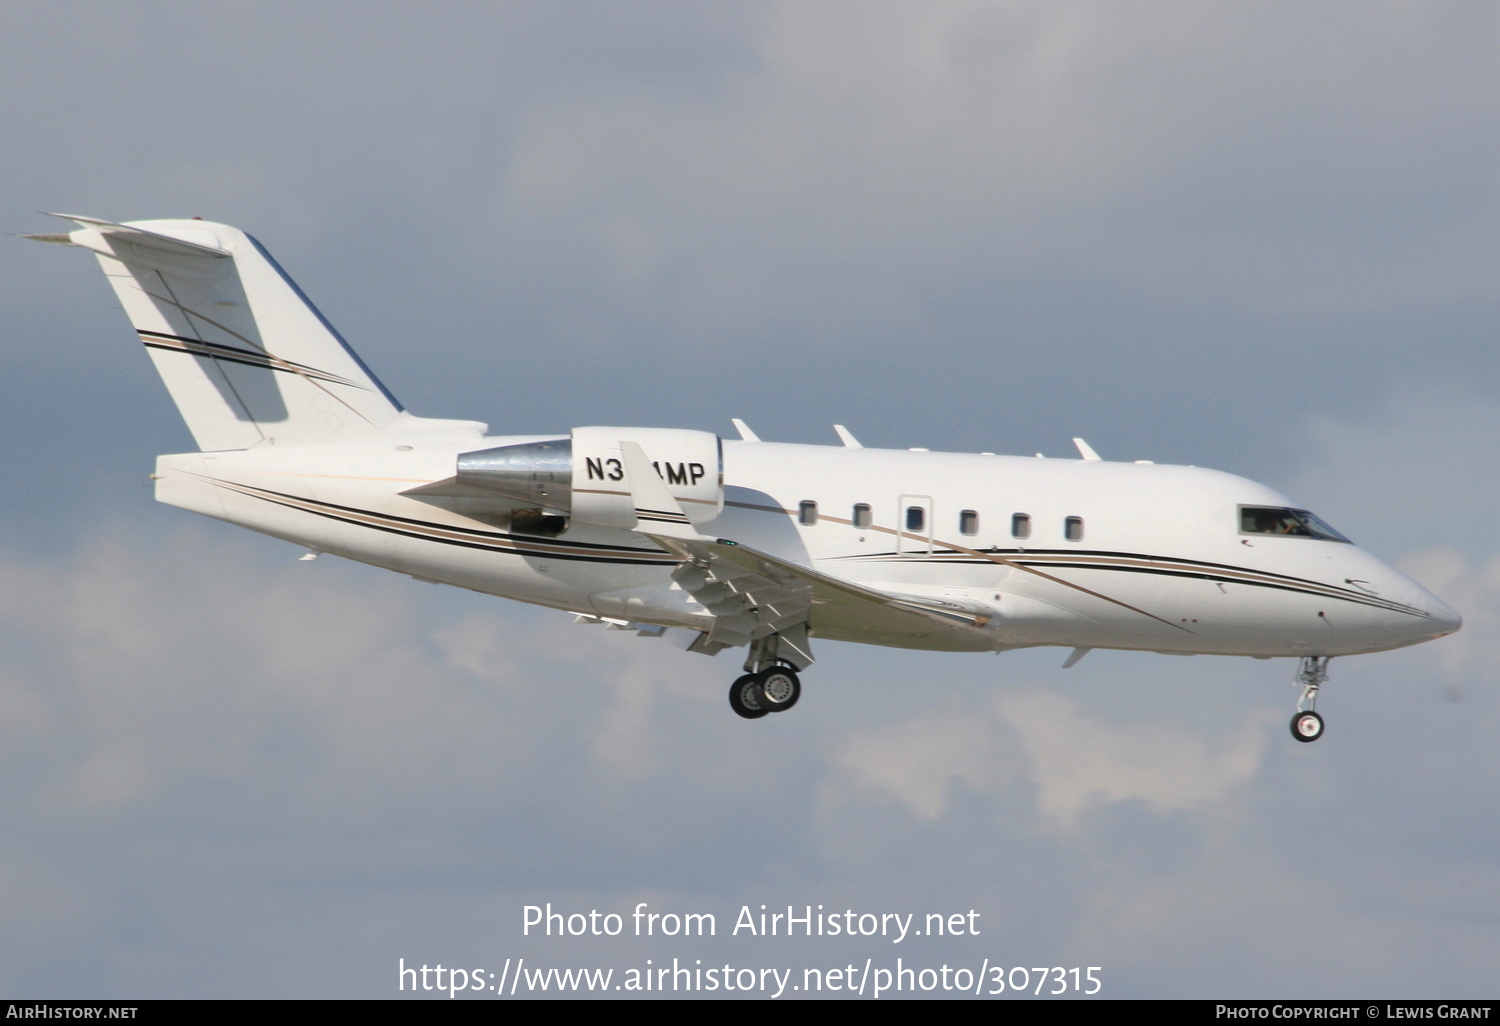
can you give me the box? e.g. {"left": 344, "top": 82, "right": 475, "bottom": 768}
{"left": 1290, "top": 655, "right": 1330, "bottom": 743}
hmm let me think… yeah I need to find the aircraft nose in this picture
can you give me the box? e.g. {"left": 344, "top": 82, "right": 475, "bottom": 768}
{"left": 1424, "top": 592, "right": 1463, "bottom": 636}
{"left": 1392, "top": 577, "right": 1463, "bottom": 643}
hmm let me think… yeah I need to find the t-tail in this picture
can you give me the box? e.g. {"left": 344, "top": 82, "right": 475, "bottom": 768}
{"left": 30, "top": 215, "right": 431, "bottom": 450}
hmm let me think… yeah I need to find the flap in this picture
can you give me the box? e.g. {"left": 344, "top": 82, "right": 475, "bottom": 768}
{"left": 650, "top": 533, "right": 993, "bottom": 650}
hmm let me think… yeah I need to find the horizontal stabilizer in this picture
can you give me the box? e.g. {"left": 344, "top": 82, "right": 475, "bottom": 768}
{"left": 45, "top": 213, "right": 232, "bottom": 258}
{"left": 399, "top": 476, "right": 502, "bottom": 500}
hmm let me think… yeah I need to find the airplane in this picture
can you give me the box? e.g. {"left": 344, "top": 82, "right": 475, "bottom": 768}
{"left": 28, "top": 215, "right": 1462, "bottom": 741}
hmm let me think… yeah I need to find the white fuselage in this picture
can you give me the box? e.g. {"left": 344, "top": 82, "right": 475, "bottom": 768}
{"left": 35, "top": 211, "right": 1459, "bottom": 735}
{"left": 154, "top": 436, "right": 1460, "bottom": 661}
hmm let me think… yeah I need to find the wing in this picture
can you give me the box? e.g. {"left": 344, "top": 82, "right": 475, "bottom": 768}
{"left": 612, "top": 440, "right": 995, "bottom": 659}
{"left": 653, "top": 534, "right": 997, "bottom": 658}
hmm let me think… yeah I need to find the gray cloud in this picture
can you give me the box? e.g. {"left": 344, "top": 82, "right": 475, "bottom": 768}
{"left": 2, "top": 0, "right": 1496, "bottom": 998}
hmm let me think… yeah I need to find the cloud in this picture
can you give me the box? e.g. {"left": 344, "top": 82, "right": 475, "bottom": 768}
{"left": 1399, "top": 547, "right": 1500, "bottom": 677}
{"left": 496, "top": 0, "right": 1500, "bottom": 331}
{"left": 5, "top": 0, "right": 1500, "bottom": 998}
{"left": 1288, "top": 388, "right": 1500, "bottom": 560}
{"left": 0, "top": 531, "right": 511, "bottom": 818}
{"left": 828, "top": 694, "right": 1023, "bottom": 821}
{"left": 993, "top": 689, "right": 1272, "bottom": 828}
{"left": 828, "top": 684, "right": 1272, "bottom": 828}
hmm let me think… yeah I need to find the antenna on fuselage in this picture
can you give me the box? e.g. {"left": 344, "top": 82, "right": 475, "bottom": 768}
{"left": 833, "top": 425, "right": 862, "bottom": 448}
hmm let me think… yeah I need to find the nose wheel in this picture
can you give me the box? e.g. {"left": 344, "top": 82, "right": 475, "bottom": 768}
{"left": 1289, "top": 656, "right": 1330, "bottom": 743}
{"left": 1291, "top": 710, "right": 1324, "bottom": 742}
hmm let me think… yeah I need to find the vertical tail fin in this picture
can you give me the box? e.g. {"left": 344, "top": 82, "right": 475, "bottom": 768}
{"left": 43, "top": 215, "right": 405, "bottom": 450}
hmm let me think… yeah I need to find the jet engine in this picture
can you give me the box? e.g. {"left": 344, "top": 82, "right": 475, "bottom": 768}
{"left": 455, "top": 426, "right": 724, "bottom": 528}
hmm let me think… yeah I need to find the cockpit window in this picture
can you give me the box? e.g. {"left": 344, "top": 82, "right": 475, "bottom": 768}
{"left": 1239, "top": 506, "right": 1351, "bottom": 543}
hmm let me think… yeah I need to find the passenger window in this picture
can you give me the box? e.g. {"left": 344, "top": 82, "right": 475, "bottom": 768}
{"left": 905, "top": 506, "right": 925, "bottom": 532}
{"left": 959, "top": 509, "right": 979, "bottom": 535}
{"left": 1011, "top": 513, "right": 1031, "bottom": 539}
{"left": 852, "top": 503, "right": 872, "bottom": 529}
{"left": 799, "top": 500, "right": 818, "bottom": 526}
{"left": 1064, "top": 516, "right": 1084, "bottom": 542}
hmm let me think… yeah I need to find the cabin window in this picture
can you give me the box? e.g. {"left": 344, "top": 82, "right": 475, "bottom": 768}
{"left": 1239, "top": 506, "right": 1350, "bottom": 542}
{"left": 1064, "top": 516, "right": 1084, "bottom": 542}
{"left": 959, "top": 509, "right": 979, "bottom": 535}
{"left": 852, "top": 503, "right": 872, "bottom": 529}
{"left": 1011, "top": 513, "right": 1031, "bottom": 539}
{"left": 799, "top": 500, "right": 819, "bottom": 526}
{"left": 905, "top": 506, "right": 925, "bottom": 532}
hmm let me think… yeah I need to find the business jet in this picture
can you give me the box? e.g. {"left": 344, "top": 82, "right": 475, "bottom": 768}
{"left": 29, "top": 215, "right": 1462, "bottom": 741}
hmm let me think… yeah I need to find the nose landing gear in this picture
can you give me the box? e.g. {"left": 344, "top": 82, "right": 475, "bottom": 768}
{"left": 1290, "top": 655, "right": 1330, "bottom": 742}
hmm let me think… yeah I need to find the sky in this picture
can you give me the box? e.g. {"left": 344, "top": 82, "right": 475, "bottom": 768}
{"left": 1, "top": 0, "right": 1498, "bottom": 999}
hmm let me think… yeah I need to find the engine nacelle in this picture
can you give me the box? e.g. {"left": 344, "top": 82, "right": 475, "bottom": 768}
{"left": 570, "top": 426, "right": 722, "bottom": 528}
{"left": 455, "top": 426, "right": 723, "bottom": 529}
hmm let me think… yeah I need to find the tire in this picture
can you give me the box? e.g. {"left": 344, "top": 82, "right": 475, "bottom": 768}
{"left": 1291, "top": 710, "right": 1324, "bottom": 743}
{"left": 728, "top": 673, "right": 769, "bottom": 719}
{"left": 757, "top": 667, "right": 802, "bottom": 712}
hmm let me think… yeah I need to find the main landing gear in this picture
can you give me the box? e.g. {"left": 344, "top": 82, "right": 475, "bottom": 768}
{"left": 728, "top": 634, "right": 805, "bottom": 719}
{"left": 728, "top": 665, "right": 803, "bottom": 719}
{"left": 1290, "top": 655, "right": 1331, "bottom": 743}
